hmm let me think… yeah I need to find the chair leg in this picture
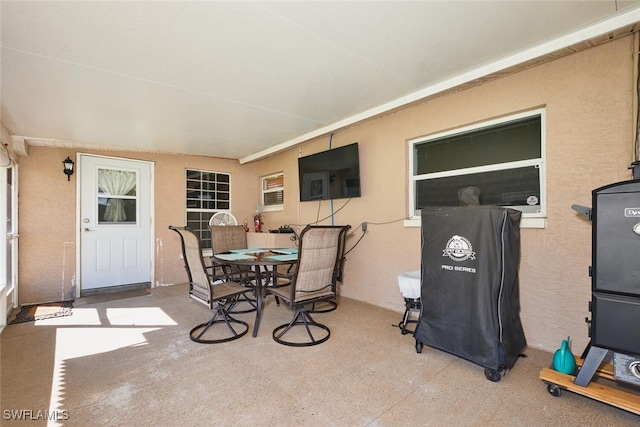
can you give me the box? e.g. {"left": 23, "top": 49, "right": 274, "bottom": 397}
{"left": 309, "top": 299, "right": 337, "bottom": 313}
{"left": 190, "top": 306, "right": 249, "bottom": 344}
{"left": 222, "top": 275, "right": 257, "bottom": 314}
{"left": 228, "top": 291, "right": 257, "bottom": 314}
{"left": 266, "top": 293, "right": 281, "bottom": 306}
{"left": 272, "top": 310, "right": 330, "bottom": 347}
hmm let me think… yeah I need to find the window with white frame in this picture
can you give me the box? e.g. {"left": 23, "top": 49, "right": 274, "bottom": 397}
{"left": 261, "top": 173, "right": 284, "bottom": 211}
{"left": 409, "top": 109, "right": 545, "bottom": 218}
{"left": 185, "top": 169, "right": 231, "bottom": 249}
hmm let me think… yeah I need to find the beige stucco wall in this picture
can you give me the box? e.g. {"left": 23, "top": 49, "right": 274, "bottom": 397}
{"left": 17, "top": 148, "right": 259, "bottom": 303}
{"left": 256, "top": 35, "right": 637, "bottom": 353}
{"left": 9, "top": 34, "right": 637, "bottom": 353}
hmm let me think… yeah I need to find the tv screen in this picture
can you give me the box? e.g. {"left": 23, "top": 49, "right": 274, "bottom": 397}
{"left": 298, "top": 143, "right": 361, "bottom": 202}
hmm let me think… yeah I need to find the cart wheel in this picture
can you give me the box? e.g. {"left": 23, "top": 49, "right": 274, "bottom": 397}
{"left": 484, "top": 367, "right": 502, "bottom": 382}
{"left": 416, "top": 341, "right": 423, "bottom": 353}
{"left": 547, "top": 384, "right": 562, "bottom": 397}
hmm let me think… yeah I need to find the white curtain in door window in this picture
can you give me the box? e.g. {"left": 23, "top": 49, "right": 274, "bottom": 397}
{"left": 98, "top": 169, "right": 136, "bottom": 222}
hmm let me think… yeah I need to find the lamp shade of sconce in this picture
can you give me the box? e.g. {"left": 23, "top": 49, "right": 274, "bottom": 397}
{"left": 63, "top": 156, "right": 75, "bottom": 181}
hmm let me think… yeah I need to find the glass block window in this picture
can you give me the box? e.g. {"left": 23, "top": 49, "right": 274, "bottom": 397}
{"left": 185, "top": 169, "right": 231, "bottom": 249}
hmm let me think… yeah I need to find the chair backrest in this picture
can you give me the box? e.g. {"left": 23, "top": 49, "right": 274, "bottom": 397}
{"left": 210, "top": 225, "right": 248, "bottom": 254}
{"left": 169, "top": 226, "right": 212, "bottom": 303}
{"left": 292, "top": 225, "right": 351, "bottom": 303}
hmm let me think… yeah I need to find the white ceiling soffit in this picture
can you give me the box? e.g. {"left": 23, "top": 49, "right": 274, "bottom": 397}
{"left": 1, "top": 2, "right": 640, "bottom": 164}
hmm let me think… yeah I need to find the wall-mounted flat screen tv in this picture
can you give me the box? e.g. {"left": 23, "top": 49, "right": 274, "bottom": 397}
{"left": 298, "top": 142, "right": 361, "bottom": 202}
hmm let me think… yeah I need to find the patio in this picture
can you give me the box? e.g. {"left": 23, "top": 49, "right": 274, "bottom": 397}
{"left": 1, "top": 284, "right": 637, "bottom": 426}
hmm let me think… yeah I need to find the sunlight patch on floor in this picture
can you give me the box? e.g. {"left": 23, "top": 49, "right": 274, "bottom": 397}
{"left": 46, "top": 306, "right": 178, "bottom": 426}
{"left": 106, "top": 307, "right": 178, "bottom": 326}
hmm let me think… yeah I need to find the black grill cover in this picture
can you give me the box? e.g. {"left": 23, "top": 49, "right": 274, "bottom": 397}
{"left": 414, "top": 205, "right": 527, "bottom": 371}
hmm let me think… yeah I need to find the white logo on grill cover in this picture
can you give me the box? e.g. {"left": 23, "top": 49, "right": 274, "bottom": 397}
{"left": 443, "top": 235, "right": 476, "bottom": 262}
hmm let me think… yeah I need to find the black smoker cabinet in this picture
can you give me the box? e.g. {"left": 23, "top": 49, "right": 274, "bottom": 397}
{"left": 575, "top": 179, "right": 640, "bottom": 386}
{"left": 414, "top": 205, "right": 527, "bottom": 382}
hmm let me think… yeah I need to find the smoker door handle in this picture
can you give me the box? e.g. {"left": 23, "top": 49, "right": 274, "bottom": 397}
{"left": 571, "top": 204, "right": 592, "bottom": 221}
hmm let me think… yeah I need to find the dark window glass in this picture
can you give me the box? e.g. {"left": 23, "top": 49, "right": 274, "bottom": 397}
{"left": 415, "top": 165, "right": 541, "bottom": 213}
{"left": 415, "top": 116, "right": 541, "bottom": 175}
{"left": 264, "top": 191, "right": 283, "bottom": 206}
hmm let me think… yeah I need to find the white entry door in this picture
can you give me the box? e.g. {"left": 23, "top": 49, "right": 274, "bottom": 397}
{"left": 80, "top": 155, "right": 153, "bottom": 291}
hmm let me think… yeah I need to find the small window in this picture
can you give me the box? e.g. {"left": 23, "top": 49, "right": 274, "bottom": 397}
{"left": 97, "top": 168, "right": 138, "bottom": 224}
{"left": 262, "top": 173, "right": 284, "bottom": 212}
{"left": 409, "top": 109, "right": 545, "bottom": 218}
{"left": 185, "top": 169, "right": 231, "bottom": 249}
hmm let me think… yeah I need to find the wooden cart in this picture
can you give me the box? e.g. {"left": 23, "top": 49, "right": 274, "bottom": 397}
{"left": 539, "top": 355, "right": 640, "bottom": 415}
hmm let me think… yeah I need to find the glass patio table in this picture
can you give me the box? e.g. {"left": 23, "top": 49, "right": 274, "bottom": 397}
{"left": 211, "top": 248, "right": 298, "bottom": 337}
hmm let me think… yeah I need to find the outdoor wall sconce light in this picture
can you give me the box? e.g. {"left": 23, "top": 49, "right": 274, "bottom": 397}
{"left": 63, "top": 156, "right": 75, "bottom": 181}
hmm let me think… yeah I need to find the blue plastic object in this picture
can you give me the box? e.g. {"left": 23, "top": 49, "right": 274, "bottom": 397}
{"left": 553, "top": 336, "right": 577, "bottom": 375}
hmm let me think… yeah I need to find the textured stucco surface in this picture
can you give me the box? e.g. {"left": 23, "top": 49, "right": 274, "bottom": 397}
{"left": 256, "top": 35, "right": 636, "bottom": 353}
{"left": 17, "top": 149, "right": 260, "bottom": 304}
{"left": 12, "top": 34, "right": 637, "bottom": 353}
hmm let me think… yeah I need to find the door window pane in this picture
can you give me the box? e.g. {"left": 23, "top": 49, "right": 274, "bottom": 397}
{"left": 97, "top": 169, "right": 138, "bottom": 224}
